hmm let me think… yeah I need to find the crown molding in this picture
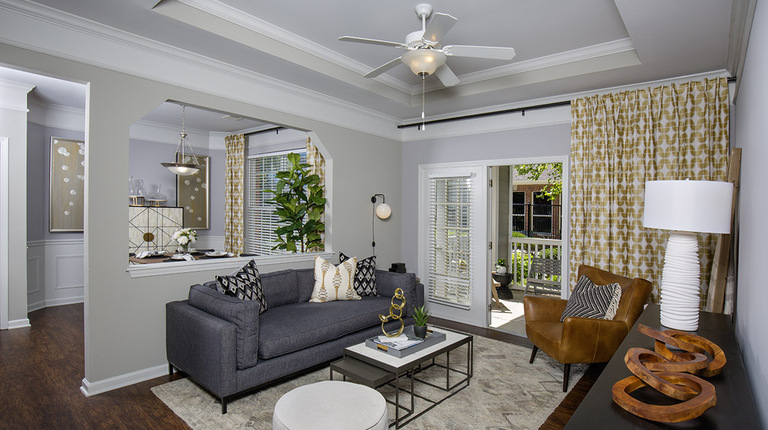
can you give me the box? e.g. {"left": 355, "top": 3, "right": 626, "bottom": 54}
{"left": 0, "top": 78, "right": 34, "bottom": 111}
{"left": 0, "top": 0, "right": 402, "bottom": 141}
{"left": 176, "top": 0, "right": 413, "bottom": 93}
{"left": 27, "top": 101, "right": 85, "bottom": 131}
{"left": 129, "top": 119, "right": 212, "bottom": 149}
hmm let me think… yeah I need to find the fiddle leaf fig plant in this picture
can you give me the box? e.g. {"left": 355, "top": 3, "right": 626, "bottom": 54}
{"left": 266, "top": 152, "right": 325, "bottom": 253}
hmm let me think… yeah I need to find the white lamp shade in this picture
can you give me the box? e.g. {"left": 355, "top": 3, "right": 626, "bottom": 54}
{"left": 643, "top": 180, "right": 733, "bottom": 234}
{"left": 375, "top": 203, "right": 392, "bottom": 220}
{"left": 401, "top": 49, "right": 447, "bottom": 76}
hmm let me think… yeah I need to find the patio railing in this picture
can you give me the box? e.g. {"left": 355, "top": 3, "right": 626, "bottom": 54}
{"left": 506, "top": 237, "right": 562, "bottom": 289}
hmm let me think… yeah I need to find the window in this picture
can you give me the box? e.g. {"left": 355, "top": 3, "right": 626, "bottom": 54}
{"left": 511, "top": 191, "right": 526, "bottom": 233}
{"left": 532, "top": 192, "right": 553, "bottom": 235}
{"left": 427, "top": 175, "right": 473, "bottom": 309}
{"left": 244, "top": 150, "right": 307, "bottom": 255}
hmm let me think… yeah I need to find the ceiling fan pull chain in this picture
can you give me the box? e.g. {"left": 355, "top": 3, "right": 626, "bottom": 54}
{"left": 422, "top": 74, "right": 426, "bottom": 131}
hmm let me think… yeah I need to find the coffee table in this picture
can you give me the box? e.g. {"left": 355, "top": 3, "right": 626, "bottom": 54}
{"left": 329, "top": 327, "right": 473, "bottom": 429}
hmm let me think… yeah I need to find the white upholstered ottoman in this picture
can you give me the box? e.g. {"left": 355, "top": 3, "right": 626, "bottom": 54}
{"left": 272, "top": 381, "right": 387, "bottom": 430}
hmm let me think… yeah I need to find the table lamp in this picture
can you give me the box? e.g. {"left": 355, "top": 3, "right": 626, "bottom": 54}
{"left": 642, "top": 180, "right": 733, "bottom": 331}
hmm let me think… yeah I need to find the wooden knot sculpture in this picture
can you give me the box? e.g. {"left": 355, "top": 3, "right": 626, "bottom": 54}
{"left": 612, "top": 324, "right": 725, "bottom": 423}
{"left": 379, "top": 288, "right": 405, "bottom": 337}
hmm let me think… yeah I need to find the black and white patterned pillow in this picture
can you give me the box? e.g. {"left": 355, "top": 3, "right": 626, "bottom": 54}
{"left": 560, "top": 275, "right": 622, "bottom": 322}
{"left": 216, "top": 260, "right": 267, "bottom": 313}
{"left": 339, "top": 252, "right": 377, "bottom": 296}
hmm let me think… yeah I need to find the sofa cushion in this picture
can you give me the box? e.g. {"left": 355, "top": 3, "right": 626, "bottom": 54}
{"left": 258, "top": 297, "right": 390, "bottom": 359}
{"left": 261, "top": 269, "right": 299, "bottom": 307}
{"left": 296, "top": 268, "right": 315, "bottom": 302}
{"left": 311, "top": 256, "right": 361, "bottom": 302}
{"left": 339, "top": 253, "right": 378, "bottom": 296}
{"left": 188, "top": 284, "right": 260, "bottom": 370}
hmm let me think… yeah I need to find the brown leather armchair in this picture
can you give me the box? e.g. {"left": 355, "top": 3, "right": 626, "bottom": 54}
{"left": 524, "top": 264, "right": 652, "bottom": 391}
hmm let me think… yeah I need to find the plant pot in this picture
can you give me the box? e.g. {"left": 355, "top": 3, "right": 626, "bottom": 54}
{"left": 414, "top": 325, "right": 427, "bottom": 339}
{"left": 497, "top": 266, "right": 508, "bottom": 274}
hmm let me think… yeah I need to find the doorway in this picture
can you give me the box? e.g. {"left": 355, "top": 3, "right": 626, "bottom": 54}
{"left": 488, "top": 160, "right": 567, "bottom": 337}
{"left": 1, "top": 137, "right": 8, "bottom": 329}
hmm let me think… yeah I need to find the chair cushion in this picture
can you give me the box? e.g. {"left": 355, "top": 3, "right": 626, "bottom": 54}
{"left": 311, "top": 256, "right": 361, "bottom": 302}
{"left": 258, "top": 297, "right": 390, "bottom": 359}
{"left": 560, "top": 275, "right": 622, "bottom": 321}
{"left": 339, "top": 252, "right": 378, "bottom": 296}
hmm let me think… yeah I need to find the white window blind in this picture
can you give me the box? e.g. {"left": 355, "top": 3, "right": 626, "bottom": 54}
{"left": 427, "top": 174, "right": 473, "bottom": 309}
{"left": 244, "top": 151, "right": 306, "bottom": 255}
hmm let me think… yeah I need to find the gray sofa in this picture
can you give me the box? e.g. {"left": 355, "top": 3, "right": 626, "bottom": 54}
{"left": 166, "top": 267, "right": 424, "bottom": 413}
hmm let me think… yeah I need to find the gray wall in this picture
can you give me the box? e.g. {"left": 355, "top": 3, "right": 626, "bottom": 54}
{"left": 1, "top": 42, "right": 402, "bottom": 385}
{"left": 400, "top": 124, "right": 572, "bottom": 273}
{"left": 732, "top": 0, "right": 768, "bottom": 426}
{"left": 27, "top": 123, "right": 85, "bottom": 242}
{"left": 0, "top": 93, "right": 28, "bottom": 322}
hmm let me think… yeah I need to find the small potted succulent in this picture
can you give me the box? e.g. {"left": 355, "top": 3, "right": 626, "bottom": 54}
{"left": 496, "top": 258, "right": 508, "bottom": 274}
{"left": 413, "top": 305, "right": 430, "bottom": 339}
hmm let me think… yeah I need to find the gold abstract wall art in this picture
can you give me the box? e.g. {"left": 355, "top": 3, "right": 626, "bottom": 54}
{"left": 176, "top": 155, "right": 209, "bottom": 229}
{"left": 50, "top": 137, "right": 85, "bottom": 232}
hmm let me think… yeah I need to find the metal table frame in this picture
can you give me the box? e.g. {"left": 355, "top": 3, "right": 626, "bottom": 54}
{"left": 330, "top": 328, "right": 473, "bottom": 429}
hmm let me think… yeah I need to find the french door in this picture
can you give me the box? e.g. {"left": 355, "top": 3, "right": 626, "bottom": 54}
{"left": 418, "top": 164, "right": 487, "bottom": 327}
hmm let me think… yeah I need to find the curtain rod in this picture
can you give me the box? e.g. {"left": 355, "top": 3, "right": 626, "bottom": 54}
{"left": 244, "top": 126, "right": 285, "bottom": 137}
{"left": 397, "top": 76, "right": 738, "bottom": 130}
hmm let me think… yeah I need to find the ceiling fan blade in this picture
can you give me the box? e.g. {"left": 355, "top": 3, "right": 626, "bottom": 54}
{"left": 442, "top": 45, "right": 517, "bottom": 60}
{"left": 435, "top": 64, "right": 460, "bottom": 87}
{"left": 363, "top": 56, "right": 403, "bottom": 78}
{"left": 423, "top": 13, "right": 457, "bottom": 43}
{"left": 339, "top": 36, "right": 408, "bottom": 49}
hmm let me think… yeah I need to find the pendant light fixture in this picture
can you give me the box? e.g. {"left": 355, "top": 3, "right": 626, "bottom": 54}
{"left": 162, "top": 105, "right": 202, "bottom": 176}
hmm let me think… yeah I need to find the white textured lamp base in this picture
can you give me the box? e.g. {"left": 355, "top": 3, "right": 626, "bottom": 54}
{"left": 659, "top": 231, "right": 701, "bottom": 331}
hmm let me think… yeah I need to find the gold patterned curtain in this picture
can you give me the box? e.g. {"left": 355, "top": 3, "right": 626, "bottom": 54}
{"left": 224, "top": 134, "right": 245, "bottom": 255}
{"left": 306, "top": 136, "right": 326, "bottom": 251}
{"left": 569, "top": 77, "right": 729, "bottom": 304}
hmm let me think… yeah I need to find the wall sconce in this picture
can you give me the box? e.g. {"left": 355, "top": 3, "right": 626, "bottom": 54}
{"left": 371, "top": 193, "right": 391, "bottom": 255}
{"left": 643, "top": 179, "right": 733, "bottom": 331}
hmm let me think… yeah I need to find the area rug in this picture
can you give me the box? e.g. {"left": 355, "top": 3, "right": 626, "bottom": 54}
{"left": 152, "top": 334, "right": 585, "bottom": 430}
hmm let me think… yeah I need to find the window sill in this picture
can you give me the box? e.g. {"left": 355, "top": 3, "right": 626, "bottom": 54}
{"left": 126, "top": 251, "right": 333, "bottom": 278}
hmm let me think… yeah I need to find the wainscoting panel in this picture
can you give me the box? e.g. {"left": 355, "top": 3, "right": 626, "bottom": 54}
{"left": 27, "top": 240, "right": 84, "bottom": 312}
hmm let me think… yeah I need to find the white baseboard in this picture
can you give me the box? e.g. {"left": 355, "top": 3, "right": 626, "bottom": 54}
{"left": 8, "top": 318, "right": 31, "bottom": 329}
{"left": 80, "top": 363, "right": 169, "bottom": 397}
{"left": 46, "top": 296, "right": 84, "bottom": 308}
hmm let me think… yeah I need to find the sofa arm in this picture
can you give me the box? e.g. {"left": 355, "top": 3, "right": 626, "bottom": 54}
{"left": 166, "top": 300, "right": 237, "bottom": 398}
{"left": 188, "top": 285, "right": 261, "bottom": 370}
{"left": 375, "top": 271, "right": 424, "bottom": 317}
{"left": 560, "top": 317, "right": 629, "bottom": 363}
{"left": 523, "top": 295, "right": 568, "bottom": 322}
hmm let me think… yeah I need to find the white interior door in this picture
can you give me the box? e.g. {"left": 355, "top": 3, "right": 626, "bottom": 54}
{"left": 418, "top": 163, "right": 487, "bottom": 327}
{"left": 1, "top": 137, "right": 9, "bottom": 329}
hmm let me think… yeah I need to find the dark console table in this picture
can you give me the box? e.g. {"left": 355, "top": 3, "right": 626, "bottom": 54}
{"left": 565, "top": 304, "right": 760, "bottom": 429}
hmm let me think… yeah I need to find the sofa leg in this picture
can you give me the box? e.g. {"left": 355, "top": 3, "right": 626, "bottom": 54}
{"left": 563, "top": 363, "right": 571, "bottom": 392}
{"left": 221, "top": 398, "right": 227, "bottom": 414}
{"left": 529, "top": 346, "right": 538, "bottom": 364}
{"left": 168, "top": 363, "right": 174, "bottom": 376}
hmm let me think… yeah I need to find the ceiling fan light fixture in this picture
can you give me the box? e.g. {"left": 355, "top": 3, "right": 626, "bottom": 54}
{"left": 401, "top": 49, "right": 446, "bottom": 76}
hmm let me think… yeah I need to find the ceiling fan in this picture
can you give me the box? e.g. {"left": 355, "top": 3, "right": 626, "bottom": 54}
{"left": 339, "top": 3, "right": 517, "bottom": 87}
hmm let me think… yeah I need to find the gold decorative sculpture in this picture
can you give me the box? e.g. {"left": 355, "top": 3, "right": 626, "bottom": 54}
{"left": 379, "top": 288, "right": 406, "bottom": 337}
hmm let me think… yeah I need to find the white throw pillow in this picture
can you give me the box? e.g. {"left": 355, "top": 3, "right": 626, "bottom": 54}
{"left": 310, "top": 255, "right": 361, "bottom": 302}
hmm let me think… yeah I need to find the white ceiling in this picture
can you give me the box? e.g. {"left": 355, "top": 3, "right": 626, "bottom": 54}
{"left": 2, "top": 0, "right": 739, "bottom": 127}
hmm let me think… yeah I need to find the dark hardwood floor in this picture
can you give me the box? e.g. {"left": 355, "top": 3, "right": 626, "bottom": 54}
{"left": 0, "top": 306, "right": 600, "bottom": 429}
